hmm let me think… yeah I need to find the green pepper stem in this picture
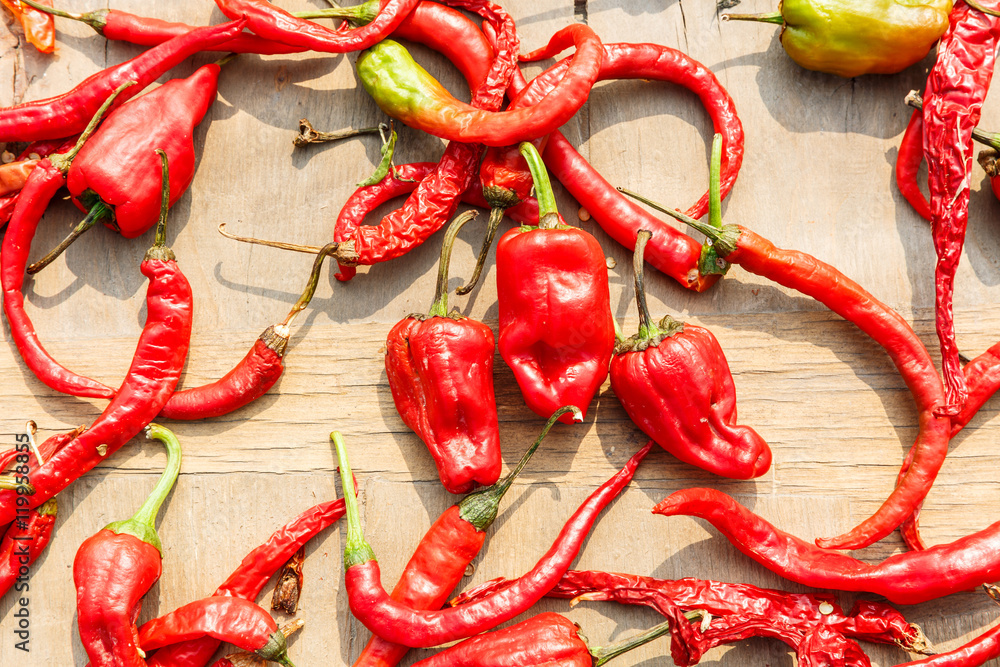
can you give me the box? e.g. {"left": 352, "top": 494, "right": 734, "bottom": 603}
{"left": 292, "top": 0, "right": 381, "bottom": 25}
{"left": 519, "top": 142, "right": 560, "bottom": 228}
{"left": 214, "top": 52, "right": 239, "bottom": 67}
{"left": 0, "top": 476, "right": 33, "bottom": 494}
{"left": 293, "top": 119, "right": 382, "bottom": 148}
{"left": 428, "top": 210, "right": 478, "bottom": 318}
{"left": 357, "top": 123, "right": 398, "bottom": 188}
{"left": 721, "top": 11, "right": 784, "bottom": 24}
{"left": 709, "top": 133, "right": 723, "bottom": 229}
{"left": 130, "top": 424, "right": 182, "bottom": 529}
{"left": 612, "top": 315, "right": 625, "bottom": 346}
{"left": 331, "top": 432, "right": 377, "bottom": 569}
{"left": 26, "top": 201, "right": 111, "bottom": 275}
{"left": 967, "top": 0, "right": 1000, "bottom": 18}
{"left": 50, "top": 81, "right": 136, "bottom": 174}
{"left": 906, "top": 90, "right": 1000, "bottom": 152}
{"left": 281, "top": 242, "right": 342, "bottom": 329}
{"left": 455, "top": 206, "right": 504, "bottom": 296}
{"left": 459, "top": 405, "right": 582, "bottom": 531}
{"left": 633, "top": 231, "right": 655, "bottom": 337}
{"left": 617, "top": 187, "right": 703, "bottom": 230}
{"left": 21, "top": 0, "right": 105, "bottom": 31}
{"left": 588, "top": 610, "right": 706, "bottom": 666}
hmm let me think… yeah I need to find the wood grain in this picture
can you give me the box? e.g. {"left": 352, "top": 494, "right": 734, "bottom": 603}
{"left": 1, "top": 0, "right": 1000, "bottom": 665}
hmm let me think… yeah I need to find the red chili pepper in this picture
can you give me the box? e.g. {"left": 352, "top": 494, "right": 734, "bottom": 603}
{"left": 0, "top": 497, "right": 56, "bottom": 599}
{"left": 0, "top": 423, "right": 84, "bottom": 475}
{"left": 0, "top": 136, "right": 78, "bottom": 231}
{"left": 611, "top": 229, "right": 770, "bottom": 479}
{"left": 497, "top": 142, "right": 615, "bottom": 423}
{"left": 653, "top": 486, "right": 1000, "bottom": 605}
{"left": 954, "top": 341, "right": 1000, "bottom": 435}
{"left": 350, "top": 407, "right": 578, "bottom": 667}
{"left": 620, "top": 135, "right": 949, "bottom": 550}
{"left": 137, "top": 597, "right": 293, "bottom": 665}
{"left": 0, "top": 19, "right": 244, "bottom": 142}
{"left": 922, "top": 2, "right": 1000, "bottom": 416}
{"left": 334, "top": 428, "right": 651, "bottom": 648}
{"left": 896, "top": 109, "right": 933, "bottom": 222}
{"left": 1, "top": 82, "right": 135, "bottom": 400}
{"left": 0, "top": 150, "right": 193, "bottom": 524}
{"left": 1, "top": 0, "right": 54, "bottom": 53}
{"left": 0, "top": 159, "right": 38, "bottom": 197}
{"left": 894, "top": 616, "right": 1000, "bottom": 666}
{"left": 74, "top": 423, "right": 181, "bottom": 666}
{"left": 385, "top": 211, "right": 503, "bottom": 493}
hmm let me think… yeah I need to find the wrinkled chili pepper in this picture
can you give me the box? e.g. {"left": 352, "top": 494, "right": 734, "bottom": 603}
{"left": 356, "top": 24, "right": 601, "bottom": 147}
{"left": 0, "top": 18, "right": 244, "bottom": 142}
{"left": 137, "top": 597, "right": 294, "bottom": 666}
{"left": 611, "top": 230, "right": 770, "bottom": 479}
{"left": 385, "top": 210, "right": 503, "bottom": 494}
{"left": 27, "top": 58, "right": 229, "bottom": 274}
{"left": 922, "top": 2, "right": 1000, "bottom": 416}
{"left": 722, "top": 1, "right": 952, "bottom": 78}
{"left": 620, "top": 135, "right": 949, "bottom": 550}
{"left": 1, "top": 0, "right": 54, "bottom": 53}
{"left": 1, "top": 82, "right": 134, "bottom": 401}
{"left": 0, "top": 151, "right": 192, "bottom": 524}
{"left": 654, "top": 486, "right": 1000, "bottom": 605}
{"left": 893, "top": 614, "right": 1000, "bottom": 666}
{"left": 334, "top": 428, "right": 650, "bottom": 648}
{"left": 497, "top": 142, "right": 614, "bottom": 423}
{"left": 491, "top": 37, "right": 744, "bottom": 291}
{"left": 74, "top": 423, "right": 181, "bottom": 666}
{"left": 351, "top": 406, "right": 580, "bottom": 667}
{"left": 0, "top": 497, "right": 55, "bottom": 599}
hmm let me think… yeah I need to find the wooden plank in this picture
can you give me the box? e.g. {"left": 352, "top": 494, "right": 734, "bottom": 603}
{"left": 1, "top": 0, "right": 1000, "bottom": 665}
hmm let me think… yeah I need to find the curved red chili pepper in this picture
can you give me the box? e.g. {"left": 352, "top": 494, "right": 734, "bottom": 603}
{"left": 0, "top": 19, "right": 244, "bottom": 142}
{"left": 896, "top": 109, "right": 932, "bottom": 222}
{"left": 334, "top": 430, "right": 651, "bottom": 648}
{"left": 922, "top": 3, "right": 1000, "bottom": 416}
{"left": 214, "top": 0, "right": 415, "bottom": 52}
{"left": 0, "top": 497, "right": 56, "bottom": 599}
{"left": 894, "top": 618, "right": 1000, "bottom": 666}
{"left": 0, "top": 151, "right": 193, "bottom": 525}
{"left": 654, "top": 486, "right": 1000, "bottom": 606}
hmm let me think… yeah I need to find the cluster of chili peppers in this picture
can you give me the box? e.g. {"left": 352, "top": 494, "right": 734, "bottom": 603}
{"left": 6, "top": 0, "right": 1000, "bottom": 665}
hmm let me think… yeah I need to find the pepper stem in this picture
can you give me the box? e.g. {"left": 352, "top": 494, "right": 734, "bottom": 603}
{"left": 281, "top": 242, "right": 342, "bottom": 329}
{"left": 721, "top": 11, "right": 784, "bottom": 24}
{"left": 428, "top": 210, "right": 478, "bottom": 318}
{"left": 967, "top": 0, "right": 1000, "bottom": 18}
{"left": 588, "top": 611, "right": 705, "bottom": 666}
{"left": 49, "top": 81, "right": 136, "bottom": 174}
{"left": 293, "top": 119, "right": 382, "bottom": 148}
{"left": 105, "top": 423, "right": 182, "bottom": 553}
{"left": 0, "top": 476, "right": 33, "bottom": 494}
{"left": 709, "top": 133, "right": 723, "bottom": 229}
{"left": 357, "top": 123, "right": 398, "bottom": 188}
{"left": 906, "top": 90, "right": 1000, "bottom": 152}
{"left": 144, "top": 149, "right": 176, "bottom": 261}
{"left": 26, "top": 201, "right": 111, "bottom": 275}
{"left": 458, "top": 405, "right": 582, "bottom": 531}
{"left": 331, "top": 431, "right": 377, "bottom": 569}
{"left": 519, "top": 142, "right": 560, "bottom": 229}
{"left": 292, "top": 0, "right": 381, "bottom": 24}
{"left": 217, "top": 223, "right": 328, "bottom": 255}
{"left": 20, "top": 0, "right": 106, "bottom": 30}
{"left": 617, "top": 187, "right": 740, "bottom": 258}
{"left": 631, "top": 231, "right": 682, "bottom": 337}
{"left": 456, "top": 206, "right": 505, "bottom": 295}
{"left": 214, "top": 52, "right": 239, "bottom": 67}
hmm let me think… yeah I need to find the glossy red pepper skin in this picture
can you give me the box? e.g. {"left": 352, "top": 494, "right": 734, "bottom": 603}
{"left": 386, "top": 316, "right": 501, "bottom": 493}
{"left": 0, "top": 19, "right": 244, "bottom": 142}
{"left": 954, "top": 341, "right": 1000, "bottom": 435}
{"left": 0, "top": 497, "right": 56, "bottom": 599}
{"left": 137, "top": 597, "right": 287, "bottom": 658}
{"left": 896, "top": 110, "right": 933, "bottom": 222}
{"left": 497, "top": 225, "right": 614, "bottom": 424}
{"left": 611, "top": 325, "right": 770, "bottom": 479}
{"left": 67, "top": 63, "right": 222, "bottom": 238}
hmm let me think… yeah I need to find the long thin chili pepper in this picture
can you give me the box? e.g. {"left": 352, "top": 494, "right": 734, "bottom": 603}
{"left": 922, "top": 1, "right": 1000, "bottom": 416}
{"left": 896, "top": 109, "right": 933, "bottom": 222}
{"left": 0, "top": 497, "right": 56, "bottom": 599}
{"left": 620, "top": 135, "right": 949, "bottom": 550}
{"left": 334, "top": 431, "right": 651, "bottom": 648}
{"left": 0, "top": 18, "right": 244, "bottom": 142}
{"left": 1, "top": 82, "right": 135, "bottom": 400}
{"left": 0, "top": 150, "right": 193, "bottom": 524}
{"left": 74, "top": 423, "right": 181, "bottom": 667}
{"left": 351, "top": 406, "right": 580, "bottom": 667}
{"left": 137, "top": 597, "right": 294, "bottom": 665}
{"left": 654, "top": 486, "right": 1000, "bottom": 605}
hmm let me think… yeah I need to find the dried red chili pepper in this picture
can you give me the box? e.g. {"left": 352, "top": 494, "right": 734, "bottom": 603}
{"left": 0, "top": 497, "right": 55, "bottom": 599}
{"left": 74, "top": 423, "right": 180, "bottom": 666}
{"left": 357, "top": 25, "right": 601, "bottom": 147}
{"left": 497, "top": 142, "right": 615, "bottom": 423}
{"left": 654, "top": 486, "right": 1000, "bottom": 605}
{"left": 26, "top": 59, "right": 229, "bottom": 274}
{"left": 385, "top": 210, "right": 503, "bottom": 493}
{"left": 0, "top": 19, "right": 244, "bottom": 142}
{"left": 1, "top": 82, "right": 135, "bottom": 400}
{"left": 611, "top": 229, "right": 770, "bottom": 479}
{"left": 350, "top": 406, "right": 580, "bottom": 667}
{"left": 0, "top": 151, "right": 192, "bottom": 524}
{"left": 1, "top": 0, "right": 53, "bottom": 53}
{"left": 922, "top": 2, "right": 1000, "bottom": 416}
{"left": 138, "top": 597, "right": 294, "bottom": 665}
{"left": 334, "top": 428, "right": 651, "bottom": 648}
{"left": 620, "top": 135, "right": 949, "bottom": 550}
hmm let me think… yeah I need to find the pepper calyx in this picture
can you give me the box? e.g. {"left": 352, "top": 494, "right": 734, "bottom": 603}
{"left": 979, "top": 148, "right": 1000, "bottom": 178}
{"left": 482, "top": 185, "right": 522, "bottom": 210}
{"left": 19, "top": 0, "right": 110, "bottom": 33}
{"left": 614, "top": 316, "right": 685, "bottom": 355}
{"left": 256, "top": 630, "right": 295, "bottom": 667}
{"left": 259, "top": 324, "right": 291, "bottom": 357}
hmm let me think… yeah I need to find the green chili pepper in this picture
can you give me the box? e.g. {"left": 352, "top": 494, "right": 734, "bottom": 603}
{"left": 724, "top": 0, "right": 953, "bottom": 78}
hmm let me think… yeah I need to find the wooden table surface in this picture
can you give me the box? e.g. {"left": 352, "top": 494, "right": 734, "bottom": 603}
{"left": 3, "top": 1, "right": 1000, "bottom": 665}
